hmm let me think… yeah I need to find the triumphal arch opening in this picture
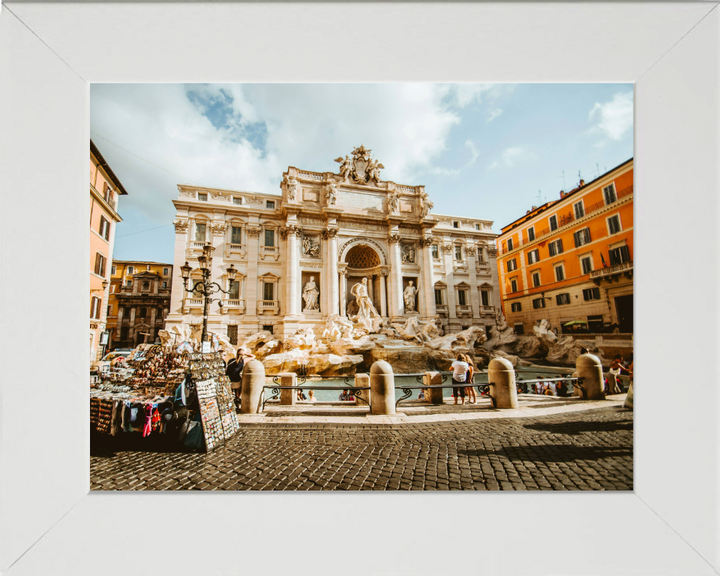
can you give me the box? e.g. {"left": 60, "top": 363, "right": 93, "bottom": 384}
{"left": 166, "top": 145, "right": 501, "bottom": 342}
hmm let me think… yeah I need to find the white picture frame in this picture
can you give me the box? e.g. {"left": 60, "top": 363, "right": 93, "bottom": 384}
{"left": 1, "top": 2, "right": 718, "bottom": 575}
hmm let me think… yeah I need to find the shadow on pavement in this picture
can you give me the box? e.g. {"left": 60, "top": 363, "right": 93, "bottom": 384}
{"left": 523, "top": 418, "right": 633, "bottom": 435}
{"left": 458, "top": 443, "right": 632, "bottom": 462}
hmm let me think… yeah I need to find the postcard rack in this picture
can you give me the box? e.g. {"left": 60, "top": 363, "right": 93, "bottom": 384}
{"left": 188, "top": 352, "right": 240, "bottom": 452}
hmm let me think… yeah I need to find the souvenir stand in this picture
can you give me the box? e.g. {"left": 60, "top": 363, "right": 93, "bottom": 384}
{"left": 90, "top": 343, "right": 240, "bottom": 452}
{"left": 90, "top": 344, "right": 189, "bottom": 439}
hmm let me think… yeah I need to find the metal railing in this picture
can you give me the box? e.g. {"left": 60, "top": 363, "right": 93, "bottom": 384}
{"left": 257, "top": 372, "right": 582, "bottom": 411}
{"left": 262, "top": 375, "right": 370, "bottom": 409}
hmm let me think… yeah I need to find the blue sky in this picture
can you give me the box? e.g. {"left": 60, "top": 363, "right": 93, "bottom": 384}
{"left": 90, "top": 83, "right": 633, "bottom": 264}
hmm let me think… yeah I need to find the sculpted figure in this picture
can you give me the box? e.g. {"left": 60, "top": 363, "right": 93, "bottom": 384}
{"left": 401, "top": 245, "right": 416, "bottom": 264}
{"left": 302, "top": 276, "right": 320, "bottom": 312}
{"left": 367, "top": 158, "right": 385, "bottom": 182}
{"left": 350, "top": 278, "right": 381, "bottom": 332}
{"left": 403, "top": 281, "right": 418, "bottom": 312}
{"left": 325, "top": 181, "right": 338, "bottom": 205}
{"left": 388, "top": 193, "right": 399, "bottom": 213}
{"left": 286, "top": 178, "right": 298, "bottom": 201}
{"left": 302, "top": 236, "right": 320, "bottom": 257}
{"left": 334, "top": 156, "right": 353, "bottom": 181}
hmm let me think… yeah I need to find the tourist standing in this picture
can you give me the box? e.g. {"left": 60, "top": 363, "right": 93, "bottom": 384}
{"left": 225, "top": 347, "right": 255, "bottom": 408}
{"left": 608, "top": 355, "right": 628, "bottom": 394}
{"left": 308, "top": 390, "right": 317, "bottom": 402}
{"left": 450, "top": 354, "right": 469, "bottom": 405}
{"left": 462, "top": 354, "right": 477, "bottom": 404}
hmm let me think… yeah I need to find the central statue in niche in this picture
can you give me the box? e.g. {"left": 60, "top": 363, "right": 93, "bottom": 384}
{"left": 350, "top": 277, "right": 382, "bottom": 333}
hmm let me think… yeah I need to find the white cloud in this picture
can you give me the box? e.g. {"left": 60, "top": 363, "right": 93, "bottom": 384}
{"left": 465, "top": 140, "right": 480, "bottom": 166}
{"left": 589, "top": 91, "right": 633, "bottom": 143}
{"left": 486, "top": 108, "right": 503, "bottom": 122}
{"left": 487, "top": 146, "right": 533, "bottom": 170}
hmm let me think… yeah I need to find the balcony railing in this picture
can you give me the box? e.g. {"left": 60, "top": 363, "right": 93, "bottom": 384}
{"left": 590, "top": 260, "right": 633, "bottom": 279}
{"left": 456, "top": 304, "right": 473, "bottom": 317}
{"left": 258, "top": 300, "right": 279, "bottom": 315}
{"left": 501, "top": 185, "right": 633, "bottom": 254}
{"left": 224, "top": 298, "right": 246, "bottom": 312}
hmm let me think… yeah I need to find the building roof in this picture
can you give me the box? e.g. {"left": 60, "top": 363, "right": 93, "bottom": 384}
{"left": 112, "top": 260, "right": 173, "bottom": 267}
{"left": 91, "top": 140, "right": 129, "bottom": 196}
{"left": 500, "top": 158, "right": 633, "bottom": 233}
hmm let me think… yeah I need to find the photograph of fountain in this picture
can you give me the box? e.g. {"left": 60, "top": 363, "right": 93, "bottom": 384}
{"left": 90, "top": 83, "right": 633, "bottom": 491}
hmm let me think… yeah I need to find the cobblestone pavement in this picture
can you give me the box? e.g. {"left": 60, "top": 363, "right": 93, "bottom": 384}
{"left": 90, "top": 406, "right": 633, "bottom": 491}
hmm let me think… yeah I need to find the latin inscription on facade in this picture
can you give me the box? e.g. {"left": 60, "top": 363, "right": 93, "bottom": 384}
{"left": 338, "top": 190, "right": 383, "bottom": 211}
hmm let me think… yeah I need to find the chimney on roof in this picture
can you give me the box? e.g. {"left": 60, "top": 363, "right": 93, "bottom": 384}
{"left": 560, "top": 190, "right": 565, "bottom": 198}
{"left": 579, "top": 179, "right": 585, "bottom": 186}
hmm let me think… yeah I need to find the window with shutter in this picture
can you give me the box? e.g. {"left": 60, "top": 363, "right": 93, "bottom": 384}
{"left": 507, "top": 238, "right": 514, "bottom": 251}
{"left": 532, "top": 271, "right": 541, "bottom": 287}
{"left": 556, "top": 293, "right": 570, "bottom": 305}
{"left": 603, "top": 184, "right": 617, "bottom": 204}
{"left": 510, "top": 279, "right": 518, "bottom": 293}
{"left": 549, "top": 215, "right": 558, "bottom": 231}
{"left": 608, "top": 215, "right": 622, "bottom": 234}
{"left": 527, "top": 227, "right": 535, "bottom": 241}
{"left": 511, "top": 302, "right": 522, "bottom": 312}
{"left": 581, "top": 256, "right": 592, "bottom": 274}
{"left": 573, "top": 201, "right": 585, "bottom": 219}
{"left": 555, "top": 264, "right": 565, "bottom": 281}
{"left": 532, "top": 298, "right": 545, "bottom": 309}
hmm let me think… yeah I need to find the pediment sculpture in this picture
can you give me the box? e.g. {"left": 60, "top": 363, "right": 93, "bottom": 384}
{"left": 334, "top": 145, "right": 385, "bottom": 185}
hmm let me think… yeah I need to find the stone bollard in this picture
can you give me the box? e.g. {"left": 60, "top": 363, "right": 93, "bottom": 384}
{"left": 624, "top": 382, "right": 634, "bottom": 409}
{"left": 279, "top": 373, "right": 296, "bottom": 405}
{"left": 240, "top": 360, "right": 266, "bottom": 414}
{"left": 370, "top": 361, "right": 396, "bottom": 415}
{"left": 354, "top": 373, "right": 370, "bottom": 406}
{"left": 423, "top": 371, "right": 444, "bottom": 405}
{"left": 575, "top": 354, "right": 605, "bottom": 400}
{"left": 487, "top": 357, "right": 518, "bottom": 409}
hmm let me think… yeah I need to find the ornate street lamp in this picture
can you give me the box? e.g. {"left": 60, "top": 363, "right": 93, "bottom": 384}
{"left": 180, "top": 243, "right": 238, "bottom": 345}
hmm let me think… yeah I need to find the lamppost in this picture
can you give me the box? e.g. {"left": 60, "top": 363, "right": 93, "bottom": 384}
{"left": 180, "top": 243, "right": 237, "bottom": 345}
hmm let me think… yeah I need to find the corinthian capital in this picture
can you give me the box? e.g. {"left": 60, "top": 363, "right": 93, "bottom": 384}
{"left": 388, "top": 233, "right": 402, "bottom": 244}
{"left": 173, "top": 219, "right": 189, "bottom": 233}
{"left": 418, "top": 236, "right": 434, "bottom": 248}
{"left": 210, "top": 223, "right": 227, "bottom": 236}
{"left": 246, "top": 226, "right": 262, "bottom": 238}
{"left": 321, "top": 227, "right": 338, "bottom": 239}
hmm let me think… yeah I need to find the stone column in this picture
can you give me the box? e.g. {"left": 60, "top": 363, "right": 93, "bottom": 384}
{"left": 443, "top": 243, "right": 459, "bottom": 330}
{"left": 379, "top": 271, "right": 388, "bottom": 317}
{"left": 286, "top": 225, "right": 301, "bottom": 317}
{"left": 354, "top": 373, "right": 370, "bottom": 406}
{"left": 467, "top": 245, "right": 481, "bottom": 320}
{"left": 423, "top": 371, "right": 444, "bottom": 405}
{"left": 324, "top": 228, "right": 339, "bottom": 316}
{"left": 370, "top": 360, "right": 396, "bottom": 415}
{"left": 576, "top": 354, "right": 605, "bottom": 400}
{"left": 339, "top": 265, "right": 348, "bottom": 317}
{"left": 245, "top": 224, "right": 261, "bottom": 323}
{"left": 488, "top": 357, "right": 518, "bottom": 409}
{"left": 420, "top": 237, "right": 436, "bottom": 320}
{"left": 240, "top": 359, "right": 266, "bottom": 414}
{"left": 167, "top": 217, "right": 190, "bottom": 320}
{"left": 279, "top": 373, "right": 297, "bottom": 405}
{"left": 388, "top": 233, "right": 403, "bottom": 320}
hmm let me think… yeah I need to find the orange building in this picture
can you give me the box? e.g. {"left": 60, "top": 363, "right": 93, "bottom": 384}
{"left": 496, "top": 159, "right": 633, "bottom": 335}
{"left": 90, "top": 140, "right": 128, "bottom": 362}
